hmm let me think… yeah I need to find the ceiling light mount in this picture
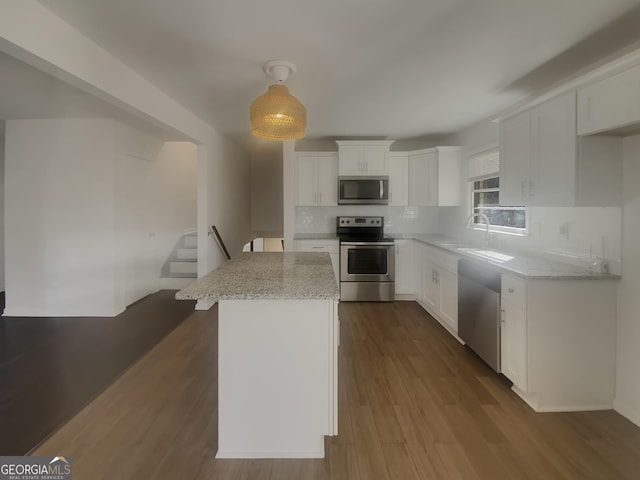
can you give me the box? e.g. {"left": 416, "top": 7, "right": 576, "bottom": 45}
{"left": 250, "top": 59, "right": 306, "bottom": 141}
{"left": 263, "top": 60, "right": 297, "bottom": 83}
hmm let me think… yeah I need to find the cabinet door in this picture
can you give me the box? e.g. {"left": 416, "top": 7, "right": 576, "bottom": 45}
{"left": 394, "top": 240, "right": 415, "bottom": 295}
{"left": 388, "top": 153, "right": 408, "bottom": 206}
{"left": 409, "top": 151, "right": 436, "bottom": 206}
{"left": 501, "top": 274, "right": 527, "bottom": 390}
{"left": 501, "top": 299, "right": 527, "bottom": 390}
{"left": 316, "top": 154, "right": 338, "bottom": 206}
{"left": 338, "top": 145, "right": 362, "bottom": 174}
{"left": 499, "top": 111, "right": 531, "bottom": 206}
{"left": 362, "top": 145, "right": 388, "bottom": 174}
{"left": 530, "top": 92, "right": 576, "bottom": 206}
{"left": 296, "top": 155, "right": 318, "bottom": 206}
{"left": 577, "top": 64, "right": 640, "bottom": 135}
{"left": 420, "top": 255, "right": 438, "bottom": 311}
{"left": 438, "top": 266, "right": 458, "bottom": 333}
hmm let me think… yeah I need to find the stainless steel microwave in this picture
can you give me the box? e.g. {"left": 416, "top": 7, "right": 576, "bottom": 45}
{"left": 338, "top": 176, "right": 389, "bottom": 205}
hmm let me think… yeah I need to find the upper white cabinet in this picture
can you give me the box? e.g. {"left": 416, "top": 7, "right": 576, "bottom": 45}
{"left": 500, "top": 92, "right": 577, "bottom": 206}
{"left": 500, "top": 92, "right": 622, "bottom": 207}
{"left": 336, "top": 141, "right": 393, "bottom": 175}
{"left": 408, "top": 147, "right": 461, "bottom": 206}
{"left": 388, "top": 152, "right": 409, "bottom": 206}
{"left": 577, "top": 63, "right": 640, "bottom": 136}
{"left": 295, "top": 153, "right": 338, "bottom": 206}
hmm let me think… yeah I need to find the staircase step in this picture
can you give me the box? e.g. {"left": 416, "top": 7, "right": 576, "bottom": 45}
{"left": 177, "top": 248, "right": 198, "bottom": 260}
{"left": 170, "top": 261, "right": 198, "bottom": 275}
{"left": 183, "top": 235, "right": 197, "bottom": 248}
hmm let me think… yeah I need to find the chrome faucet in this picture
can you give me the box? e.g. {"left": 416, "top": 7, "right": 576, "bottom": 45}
{"left": 465, "top": 213, "right": 491, "bottom": 247}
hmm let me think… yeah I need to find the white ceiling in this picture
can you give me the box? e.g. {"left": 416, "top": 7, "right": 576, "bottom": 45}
{"left": 12, "top": 0, "right": 640, "bottom": 146}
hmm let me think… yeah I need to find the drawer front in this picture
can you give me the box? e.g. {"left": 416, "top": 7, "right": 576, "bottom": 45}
{"left": 293, "top": 240, "right": 339, "bottom": 254}
{"left": 501, "top": 274, "right": 527, "bottom": 307}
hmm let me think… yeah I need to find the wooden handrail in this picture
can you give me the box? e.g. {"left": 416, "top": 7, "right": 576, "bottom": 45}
{"left": 211, "top": 225, "right": 231, "bottom": 260}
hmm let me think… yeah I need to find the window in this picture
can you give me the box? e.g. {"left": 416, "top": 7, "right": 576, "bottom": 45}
{"left": 468, "top": 146, "right": 527, "bottom": 234}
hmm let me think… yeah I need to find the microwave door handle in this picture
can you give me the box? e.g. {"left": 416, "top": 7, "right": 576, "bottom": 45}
{"left": 379, "top": 180, "right": 384, "bottom": 199}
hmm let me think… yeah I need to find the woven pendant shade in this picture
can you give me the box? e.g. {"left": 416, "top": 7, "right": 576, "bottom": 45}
{"left": 250, "top": 84, "right": 306, "bottom": 140}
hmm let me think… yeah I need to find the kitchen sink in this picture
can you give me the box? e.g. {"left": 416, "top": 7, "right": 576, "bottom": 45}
{"left": 457, "top": 248, "right": 515, "bottom": 263}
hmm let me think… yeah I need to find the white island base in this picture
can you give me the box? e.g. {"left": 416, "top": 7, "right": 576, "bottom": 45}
{"left": 216, "top": 299, "right": 339, "bottom": 459}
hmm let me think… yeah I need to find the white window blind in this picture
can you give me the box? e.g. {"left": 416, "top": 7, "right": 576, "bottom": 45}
{"left": 468, "top": 147, "right": 499, "bottom": 181}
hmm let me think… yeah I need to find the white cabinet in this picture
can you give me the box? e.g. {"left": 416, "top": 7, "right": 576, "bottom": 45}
{"left": 498, "top": 274, "right": 617, "bottom": 412}
{"left": 388, "top": 152, "right": 408, "bottom": 206}
{"left": 408, "top": 147, "right": 461, "bottom": 206}
{"left": 500, "top": 92, "right": 576, "bottom": 206}
{"left": 500, "top": 275, "right": 528, "bottom": 391}
{"left": 293, "top": 239, "right": 339, "bottom": 282}
{"left": 415, "top": 243, "right": 458, "bottom": 334}
{"left": 336, "top": 141, "right": 393, "bottom": 175}
{"left": 394, "top": 239, "right": 415, "bottom": 297}
{"left": 577, "top": 63, "right": 640, "bottom": 135}
{"left": 295, "top": 153, "right": 338, "bottom": 206}
{"left": 500, "top": 92, "right": 622, "bottom": 207}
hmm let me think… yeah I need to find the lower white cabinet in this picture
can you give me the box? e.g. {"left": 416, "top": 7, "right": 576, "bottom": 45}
{"left": 293, "top": 240, "right": 339, "bottom": 283}
{"left": 499, "top": 273, "right": 617, "bottom": 412}
{"left": 415, "top": 243, "right": 458, "bottom": 335}
{"left": 500, "top": 275, "right": 528, "bottom": 391}
{"left": 394, "top": 239, "right": 415, "bottom": 296}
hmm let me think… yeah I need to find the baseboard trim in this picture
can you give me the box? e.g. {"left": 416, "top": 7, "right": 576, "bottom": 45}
{"left": 614, "top": 399, "right": 640, "bottom": 428}
{"left": 216, "top": 449, "right": 324, "bottom": 459}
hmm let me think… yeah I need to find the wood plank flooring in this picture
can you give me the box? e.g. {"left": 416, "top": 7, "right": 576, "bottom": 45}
{"left": 0, "top": 290, "right": 196, "bottom": 455}
{"left": 34, "top": 301, "right": 640, "bottom": 479}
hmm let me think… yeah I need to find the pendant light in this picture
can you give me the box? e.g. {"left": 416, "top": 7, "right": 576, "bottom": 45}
{"left": 250, "top": 60, "right": 306, "bottom": 140}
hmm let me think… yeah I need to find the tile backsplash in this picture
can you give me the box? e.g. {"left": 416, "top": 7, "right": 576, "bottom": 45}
{"left": 295, "top": 206, "right": 444, "bottom": 234}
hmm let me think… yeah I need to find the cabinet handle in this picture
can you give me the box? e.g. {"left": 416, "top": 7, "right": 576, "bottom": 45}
{"left": 500, "top": 308, "right": 506, "bottom": 325}
{"left": 436, "top": 271, "right": 439, "bottom": 284}
{"left": 319, "top": 192, "right": 322, "bottom": 204}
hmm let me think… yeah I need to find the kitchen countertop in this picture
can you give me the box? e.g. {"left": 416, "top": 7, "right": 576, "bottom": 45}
{"left": 175, "top": 252, "right": 339, "bottom": 301}
{"left": 390, "top": 233, "right": 619, "bottom": 280}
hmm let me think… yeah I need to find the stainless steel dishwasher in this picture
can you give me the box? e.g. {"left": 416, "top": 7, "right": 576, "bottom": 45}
{"left": 458, "top": 258, "right": 501, "bottom": 372}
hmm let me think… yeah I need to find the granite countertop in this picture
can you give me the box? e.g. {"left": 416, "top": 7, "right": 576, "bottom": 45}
{"left": 175, "top": 252, "right": 339, "bottom": 301}
{"left": 390, "top": 233, "right": 619, "bottom": 280}
{"left": 293, "top": 233, "right": 338, "bottom": 241}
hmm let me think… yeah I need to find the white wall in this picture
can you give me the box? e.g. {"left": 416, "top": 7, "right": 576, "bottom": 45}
{"left": 115, "top": 135, "right": 197, "bottom": 307}
{"left": 4, "top": 119, "right": 198, "bottom": 316}
{"left": 0, "top": 136, "right": 5, "bottom": 291}
{"left": 197, "top": 130, "right": 251, "bottom": 305}
{"left": 5, "top": 119, "right": 118, "bottom": 316}
{"left": 616, "top": 134, "right": 640, "bottom": 426}
{"left": 251, "top": 143, "right": 283, "bottom": 235}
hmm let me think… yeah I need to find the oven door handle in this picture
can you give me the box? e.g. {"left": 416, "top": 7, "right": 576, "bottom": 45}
{"left": 340, "top": 241, "right": 395, "bottom": 246}
{"left": 379, "top": 179, "right": 384, "bottom": 199}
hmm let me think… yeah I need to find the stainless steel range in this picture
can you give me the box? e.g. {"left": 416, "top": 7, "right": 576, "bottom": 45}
{"left": 337, "top": 216, "right": 395, "bottom": 302}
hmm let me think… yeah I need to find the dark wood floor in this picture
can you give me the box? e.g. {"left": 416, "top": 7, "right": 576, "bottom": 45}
{"left": 33, "top": 301, "right": 640, "bottom": 479}
{"left": 0, "top": 290, "right": 195, "bottom": 455}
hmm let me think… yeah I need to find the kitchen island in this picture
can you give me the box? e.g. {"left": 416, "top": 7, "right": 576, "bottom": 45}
{"left": 176, "top": 252, "right": 339, "bottom": 459}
